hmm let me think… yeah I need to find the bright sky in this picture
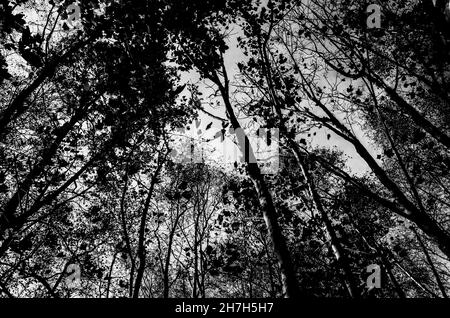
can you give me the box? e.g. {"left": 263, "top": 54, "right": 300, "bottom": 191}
{"left": 176, "top": 26, "right": 378, "bottom": 176}
{"left": 8, "top": 0, "right": 379, "bottom": 176}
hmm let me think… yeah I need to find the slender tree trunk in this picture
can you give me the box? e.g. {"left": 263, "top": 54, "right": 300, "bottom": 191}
{"left": 412, "top": 226, "right": 448, "bottom": 298}
{"left": 0, "top": 112, "right": 83, "bottom": 235}
{"left": 368, "top": 75, "right": 450, "bottom": 151}
{"left": 0, "top": 40, "right": 88, "bottom": 142}
{"left": 192, "top": 208, "right": 200, "bottom": 298}
{"left": 290, "top": 143, "right": 359, "bottom": 298}
{"left": 410, "top": 211, "right": 450, "bottom": 261}
{"left": 352, "top": 218, "right": 409, "bottom": 298}
{"left": 284, "top": 37, "right": 450, "bottom": 261}
{"left": 393, "top": 260, "right": 440, "bottom": 297}
{"left": 260, "top": 232, "right": 278, "bottom": 297}
{"left": 260, "top": 38, "right": 358, "bottom": 296}
{"left": 200, "top": 250, "right": 206, "bottom": 298}
{"left": 209, "top": 67, "right": 301, "bottom": 298}
{"left": 380, "top": 253, "right": 406, "bottom": 299}
{"left": 133, "top": 153, "right": 166, "bottom": 298}
{"left": 106, "top": 252, "right": 118, "bottom": 298}
{"left": 163, "top": 228, "right": 176, "bottom": 298}
{"left": 163, "top": 211, "right": 184, "bottom": 298}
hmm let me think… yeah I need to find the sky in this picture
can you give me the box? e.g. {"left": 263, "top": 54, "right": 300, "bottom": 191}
{"left": 8, "top": 0, "right": 379, "bottom": 176}
{"left": 176, "top": 25, "right": 378, "bottom": 176}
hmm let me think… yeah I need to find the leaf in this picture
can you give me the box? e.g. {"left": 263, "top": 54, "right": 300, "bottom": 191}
{"left": 181, "top": 191, "right": 192, "bottom": 200}
{"left": 213, "top": 129, "right": 225, "bottom": 142}
{"left": 384, "top": 149, "right": 394, "bottom": 158}
{"left": 173, "top": 84, "right": 186, "bottom": 95}
{"left": 178, "top": 181, "right": 188, "bottom": 190}
{"left": 205, "top": 245, "right": 214, "bottom": 255}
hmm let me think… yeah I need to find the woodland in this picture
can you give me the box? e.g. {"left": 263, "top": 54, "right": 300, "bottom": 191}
{"left": 0, "top": 0, "right": 450, "bottom": 298}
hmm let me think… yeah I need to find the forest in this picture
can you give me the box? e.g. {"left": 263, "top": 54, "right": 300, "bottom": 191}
{"left": 0, "top": 0, "right": 450, "bottom": 299}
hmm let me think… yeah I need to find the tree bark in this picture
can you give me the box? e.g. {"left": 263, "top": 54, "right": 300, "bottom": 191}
{"left": 0, "top": 40, "right": 88, "bottom": 142}
{"left": 133, "top": 152, "right": 167, "bottom": 298}
{"left": 412, "top": 226, "right": 448, "bottom": 298}
{"left": 209, "top": 66, "right": 302, "bottom": 298}
{"left": 292, "top": 144, "right": 359, "bottom": 298}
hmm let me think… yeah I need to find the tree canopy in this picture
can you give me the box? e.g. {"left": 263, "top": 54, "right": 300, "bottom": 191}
{"left": 0, "top": 0, "right": 450, "bottom": 298}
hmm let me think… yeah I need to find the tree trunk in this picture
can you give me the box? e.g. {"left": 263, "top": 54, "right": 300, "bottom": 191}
{"left": 289, "top": 140, "right": 359, "bottom": 297}
{"left": 133, "top": 153, "right": 166, "bottom": 298}
{"left": 0, "top": 112, "right": 83, "bottom": 236}
{"left": 380, "top": 253, "right": 406, "bottom": 298}
{"left": 410, "top": 211, "right": 450, "bottom": 262}
{"left": 412, "top": 226, "right": 448, "bottom": 298}
{"left": 163, "top": 226, "right": 177, "bottom": 298}
{"left": 210, "top": 67, "right": 302, "bottom": 298}
{"left": 0, "top": 40, "right": 88, "bottom": 142}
